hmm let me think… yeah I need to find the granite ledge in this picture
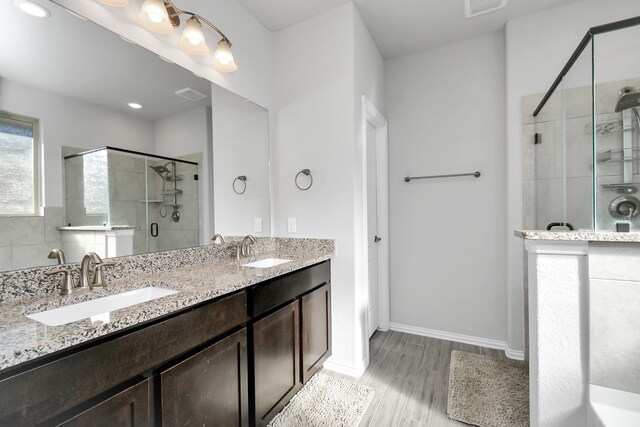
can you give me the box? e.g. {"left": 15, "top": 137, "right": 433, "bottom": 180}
{"left": 515, "top": 230, "right": 640, "bottom": 243}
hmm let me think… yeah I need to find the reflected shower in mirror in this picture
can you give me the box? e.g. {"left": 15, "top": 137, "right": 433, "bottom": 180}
{"left": 0, "top": 0, "right": 270, "bottom": 271}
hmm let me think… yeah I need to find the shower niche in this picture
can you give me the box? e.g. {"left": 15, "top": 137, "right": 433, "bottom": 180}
{"left": 523, "top": 19, "right": 640, "bottom": 232}
{"left": 63, "top": 146, "right": 199, "bottom": 259}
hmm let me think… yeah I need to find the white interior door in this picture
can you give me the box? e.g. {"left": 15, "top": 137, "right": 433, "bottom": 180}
{"left": 366, "top": 121, "right": 379, "bottom": 338}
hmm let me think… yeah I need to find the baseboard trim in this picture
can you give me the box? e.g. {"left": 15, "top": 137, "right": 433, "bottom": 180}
{"left": 504, "top": 348, "right": 526, "bottom": 360}
{"left": 389, "top": 322, "right": 525, "bottom": 361}
{"left": 323, "top": 355, "right": 368, "bottom": 377}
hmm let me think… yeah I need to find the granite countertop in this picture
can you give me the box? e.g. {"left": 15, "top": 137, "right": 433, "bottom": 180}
{"left": 515, "top": 230, "right": 640, "bottom": 242}
{"left": 0, "top": 250, "right": 332, "bottom": 372}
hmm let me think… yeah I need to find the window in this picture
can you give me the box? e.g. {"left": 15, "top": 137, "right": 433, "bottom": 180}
{"left": 82, "top": 149, "right": 109, "bottom": 216}
{"left": 0, "top": 112, "right": 40, "bottom": 216}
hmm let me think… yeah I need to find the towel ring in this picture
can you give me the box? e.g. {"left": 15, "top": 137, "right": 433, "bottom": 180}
{"left": 233, "top": 175, "right": 247, "bottom": 195}
{"left": 295, "top": 169, "right": 313, "bottom": 191}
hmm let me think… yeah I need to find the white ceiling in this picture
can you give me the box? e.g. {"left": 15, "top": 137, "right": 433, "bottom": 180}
{"left": 238, "top": 0, "right": 583, "bottom": 59}
{"left": 0, "top": 0, "right": 211, "bottom": 121}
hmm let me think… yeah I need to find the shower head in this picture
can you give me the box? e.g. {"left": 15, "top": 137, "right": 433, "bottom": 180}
{"left": 149, "top": 164, "right": 170, "bottom": 176}
{"left": 615, "top": 86, "right": 640, "bottom": 112}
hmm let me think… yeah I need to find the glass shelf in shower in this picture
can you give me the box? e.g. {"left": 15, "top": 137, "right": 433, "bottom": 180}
{"left": 597, "top": 148, "right": 640, "bottom": 163}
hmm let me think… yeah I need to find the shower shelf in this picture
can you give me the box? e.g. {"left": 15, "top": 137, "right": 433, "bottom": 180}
{"left": 597, "top": 148, "right": 640, "bottom": 163}
{"left": 139, "top": 200, "right": 163, "bottom": 203}
{"left": 600, "top": 182, "right": 640, "bottom": 190}
{"left": 161, "top": 189, "right": 183, "bottom": 195}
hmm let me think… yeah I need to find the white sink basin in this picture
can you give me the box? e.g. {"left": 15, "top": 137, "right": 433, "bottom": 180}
{"left": 26, "top": 286, "right": 178, "bottom": 326}
{"left": 242, "top": 258, "right": 291, "bottom": 268}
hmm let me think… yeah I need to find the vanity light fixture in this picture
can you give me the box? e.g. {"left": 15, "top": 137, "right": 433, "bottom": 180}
{"left": 96, "top": 0, "right": 237, "bottom": 72}
{"left": 14, "top": 0, "right": 51, "bottom": 18}
{"left": 127, "top": 102, "right": 143, "bottom": 109}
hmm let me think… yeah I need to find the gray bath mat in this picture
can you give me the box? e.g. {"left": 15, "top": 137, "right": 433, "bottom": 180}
{"left": 268, "top": 372, "right": 375, "bottom": 427}
{"left": 447, "top": 350, "right": 529, "bottom": 427}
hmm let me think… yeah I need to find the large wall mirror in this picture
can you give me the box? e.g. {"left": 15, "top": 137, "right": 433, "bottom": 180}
{"left": 0, "top": 0, "right": 271, "bottom": 272}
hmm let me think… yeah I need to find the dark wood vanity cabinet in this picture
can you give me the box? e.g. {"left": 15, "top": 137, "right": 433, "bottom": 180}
{"left": 161, "top": 328, "right": 249, "bottom": 427}
{"left": 57, "top": 379, "right": 151, "bottom": 427}
{"left": 301, "top": 283, "right": 332, "bottom": 383}
{"left": 253, "top": 302, "right": 301, "bottom": 427}
{"left": 250, "top": 261, "right": 332, "bottom": 427}
{"left": 0, "top": 260, "right": 331, "bottom": 427}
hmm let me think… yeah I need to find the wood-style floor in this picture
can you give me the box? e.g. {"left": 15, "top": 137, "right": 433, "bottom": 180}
{"left": 322, "top": 330, "right": 509, "bottom": 427}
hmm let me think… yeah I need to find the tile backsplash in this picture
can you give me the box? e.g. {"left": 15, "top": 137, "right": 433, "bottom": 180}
{"left": 0, "top": 207, "right": 63, "bottom": 271}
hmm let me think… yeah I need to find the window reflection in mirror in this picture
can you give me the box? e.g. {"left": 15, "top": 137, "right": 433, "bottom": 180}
{"left": 0, "top": 112, "right": 40, "bottom": 216}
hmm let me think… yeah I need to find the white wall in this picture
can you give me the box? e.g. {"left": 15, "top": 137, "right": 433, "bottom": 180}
{"left": 272, "top": 3, "right": 385, "bottom": 374}
{"left": 353, "top": 6, "right": 386, "bottom": 363}
{"left": 386, "top": 32, "right": 508, "bottom": 347}
{"left": 272, "top": 3, "right": 357, "bottom": 372}
{"left": 505, "top": 0, "right": 640, "bottom": 353}
{"left": 154, "top": 106, "right": 212, "bottom": 245}
{"left": 0, "top": 78, "right": 154, "bottom": 208}
{"left": 211, "top": 85, "right": 271, "bottom": 238}
{"left": 54, "top": 0, "right": 273, "bottom": 109}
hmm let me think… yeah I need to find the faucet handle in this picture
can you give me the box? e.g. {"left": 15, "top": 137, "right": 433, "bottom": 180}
{"left": 92, "top": 259, "right": 118, "bottom": 288}
{"left": 211, "top": 234, "right": 225, "bottom": 244}
{"left": 44, "top": 268, "right": 74, "bottom": 295}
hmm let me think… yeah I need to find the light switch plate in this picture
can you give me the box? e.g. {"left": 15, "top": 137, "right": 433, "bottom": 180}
{"left": 254, "top": 218, "right": 262, "bottom": 233}
{"left": 287, "top": 218, "right": 296, "bottom": 233}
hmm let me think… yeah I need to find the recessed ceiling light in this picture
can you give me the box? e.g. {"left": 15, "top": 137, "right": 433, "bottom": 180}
{"left": 14, "top": 0, "right": 51, "bottom": 18}
{"left": 127, "top": 102, "right": 143, "bottom": 109}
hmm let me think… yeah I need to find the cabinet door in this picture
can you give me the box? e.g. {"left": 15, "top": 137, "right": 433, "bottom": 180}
{"left": 57, "top": 379, "right": 150, "bottom": 427}
{"left": 253, "top": 301, "right": 301, "bottom": 427}
{"left": 301, "top": 283, "right": 332, "bottom": 383}
{"left": 161, "top": 328, "right": 248, "bottom": 427}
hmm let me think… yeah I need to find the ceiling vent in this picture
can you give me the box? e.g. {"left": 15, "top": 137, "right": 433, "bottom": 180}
{"left": 464, "top": 0, "right": 507, "bottom": 18}
{"left": 174, "top": 87, "right": 208, "bottom": 102}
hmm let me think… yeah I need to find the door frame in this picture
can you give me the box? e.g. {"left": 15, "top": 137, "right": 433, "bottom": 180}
{"left": 361, "top": 96, "right": 390, "bottom": 341}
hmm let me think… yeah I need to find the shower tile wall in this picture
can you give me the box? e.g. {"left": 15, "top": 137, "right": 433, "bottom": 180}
{"left": 0, "top": 206, "right": 63, "bottom": 270}
{"left": 108, "top": 152, "right": 152, "bottom": 255}
{"left": 589, "top": 243, "right": 640, "bottom": 394}
{"left": 522, "top": 86, "right": 593, "bottom": 231}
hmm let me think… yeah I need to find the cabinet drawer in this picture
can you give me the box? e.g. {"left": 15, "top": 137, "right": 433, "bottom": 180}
{"left": 0, "top": 291, "right": 247, "bottom": 426}
{"left": 250, "top": 261, "right": 330, "bottom": 318}
{"left": 55, "top": 379, "right": 150, "bottom": 427}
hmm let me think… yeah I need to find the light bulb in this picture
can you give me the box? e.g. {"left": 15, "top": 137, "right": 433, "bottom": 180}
{"left": 137, "top": 0, "right": 174, "bottom": 34}
{"left": 179, "top": 17, "right": 209, "bottom": 56}
{"left": 212, "top": 39, "right": 237, "bottom": 72}
{"left": 148, "top": 11, "right": 163, "bottom": 23}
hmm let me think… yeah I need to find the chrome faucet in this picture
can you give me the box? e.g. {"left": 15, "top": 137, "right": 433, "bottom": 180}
{"left": 240, "top": 235, "right": 256, "bottom": 257}
{"left": 78, "top": 255, "right": 92, "bottom": 290}
{"left": 47, "top": 249, "right": 66, "bottom": 265}
{"left": 211, "top": 234, "right": 225, "bottom": 244}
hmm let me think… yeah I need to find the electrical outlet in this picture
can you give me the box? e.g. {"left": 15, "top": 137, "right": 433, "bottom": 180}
{"left": 287, "top": 218, "right": 297, "bottom": 233}
{"left": 254, "top": 217, "right": 262, "bottom": 233}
